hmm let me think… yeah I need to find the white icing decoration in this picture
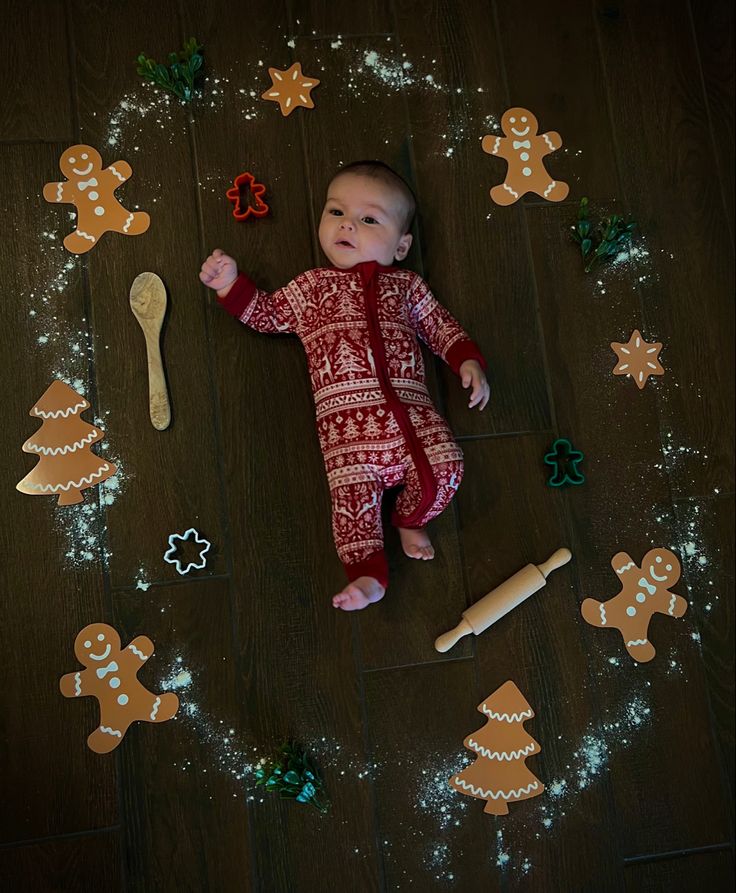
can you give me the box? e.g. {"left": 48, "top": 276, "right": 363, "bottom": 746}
{"left": 128, "top": 644, "right": 149, "bottom": 660}
{"left": 72, "top": 162, "right": 94, "bottom": 176}
{"left": 502, "top": 183, "right": 519, "bottom": 199}
{"left": 24, "top": 429, "right": 99, "bottom": 455}
{"left": 511, "top": 126, "right": 530, "bottom": 136}
{"left": 74, "top": 671, "right": 82, "bottom": 696}
{"left": 481, "top": 704, "right": 532, "bottom": 723}
{"left": 94, "top": 206, "right": 105, "bottom": 216}
{"left": 668, "top": 594, "right": 677, "bottom": 615}
{"left": 543, "top": 181, "right": 556, "bottom": 197}
{"left": 627, "top": 639, "right": 648, "bottom": 647}
{"left": 55, "top": 184, "right": 63, "bottom": 202}
{"left": 122, "top": 212, "right": 134, "bottom": 232}
{"left": 599, "top": 604, "right": 607, "bottom": 624}
{"left": 636, "top": 593, "right": 646, "bottom": 603}
{"left": 89, "top": 644, "right": 111, "bottom": 662}
{"left": 150, "top": 697, "right": 161, "bottom": 720}
{"left": 650, "top": 565, "right": 668, "bottom": 582}
{"left": 490, "top": 136, "right": 501, "bottom": 155}
{"left": 75, "top": 229, "right": 96, "bottom": 242}
{"left": 542, "top": 134, "right": 555, "bottom": 150}
{"left": 95, "top": 660, "right": 118, "bottom": 679}
{"left": 522, "top": 166, "right": 532, "bottom": 176}
{"left": 467, "top": 737, "right": 536, "bottom": 760}
{"left": 32, "top": 400, "right": 88, "bottom": 420}
{"left": 626, "top": 606, "right": 636, "bottom": 616}
{"left": 109, "top": 164, "right": 125, "bottom": 182}
{"left": 109, "top": 677, "right": 120, "bottom": 689}
{"left": 452, "top": 776, "right": 539, "bottom": 800}
{"left": 117, "top": 694, "right": 129, "bottom": 706}
{"left": 88, "top": 191, "right": 99, "bottom": 200}
{"left": 100, "top": 725, "right": 122, "bottom": 738}
{"left": 520, "top": 152, "right": 529, "bottom": 161}
{"left": 23, "top": 463, "right": 111, "bottom": 493}
{"left": 617, "top": 560, "right": 635, "bottom": 574}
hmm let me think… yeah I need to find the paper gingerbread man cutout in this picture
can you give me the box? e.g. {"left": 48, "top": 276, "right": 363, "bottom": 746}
{"left": 59, "top": 623, "right": 178, "bottom": 753}
{"left": 482, "top": 108, "right": 569, "bottom": 205}
{"left": 43, "top": 144, "right": 150, "bottom": 254}
{"left": 581, "top": 548, "right": 688, "bottom": 663}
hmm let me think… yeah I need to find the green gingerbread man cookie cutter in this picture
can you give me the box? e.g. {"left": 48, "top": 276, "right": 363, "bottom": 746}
{"left": 544, "top": 438, "right": 585, "bottom": 487}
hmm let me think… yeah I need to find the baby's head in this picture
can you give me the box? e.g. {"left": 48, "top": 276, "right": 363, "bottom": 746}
{"left": 318, "top": 161, "right": 415, "bottom": 269}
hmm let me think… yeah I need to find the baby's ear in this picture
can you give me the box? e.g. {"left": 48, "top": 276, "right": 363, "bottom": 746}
{"left": 395, "top": 232, "right": 413, "bottom": 261}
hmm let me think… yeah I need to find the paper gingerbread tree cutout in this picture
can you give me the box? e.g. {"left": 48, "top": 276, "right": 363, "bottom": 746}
{"left": 449, "top": 680, "right": 544, "bottom": 815}
{"left": 261, "top": 62, "right": 320, "bottom": 116}
{"left": 42, "top": 144, "right": 150, "bottom": 254}
{"left": 225, "top": 171, "right": 270, "bottom": 220}
{"left": 544, "top": 438, "right": 585, "bottom": 487}
{"left": 16, "top": 380, "right": 117, "bottom": 506}
{"left": 481, "top": 107, "right": 569, "bottom": 205}
{"left": 60, "top": 623, "right": 179, "bottom": 753}
{"left": 581, "top": 548, "right": 688, "bottom": 663}
{"left": 610, "top": 329, "right": 664, "bottom": 390}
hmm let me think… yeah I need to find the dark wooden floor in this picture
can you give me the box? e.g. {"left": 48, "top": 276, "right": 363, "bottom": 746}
{"left": 1, "top": 1, "right": 733, "bottom": 890}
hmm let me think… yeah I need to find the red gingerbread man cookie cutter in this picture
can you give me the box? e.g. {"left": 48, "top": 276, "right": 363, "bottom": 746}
{"left": 226, "top": 171, "right": 270, "bottom": 221}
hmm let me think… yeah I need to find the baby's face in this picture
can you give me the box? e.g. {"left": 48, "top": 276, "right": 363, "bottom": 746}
{"left": 318, "top": 174, "right": 412, "bottom": 269}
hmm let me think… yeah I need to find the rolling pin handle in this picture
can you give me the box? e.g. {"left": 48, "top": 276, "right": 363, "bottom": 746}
{"left": 434, "top": 617, "right": 474, "bottom": 653}
{"left": 537, "top": 548, "right": 572, "bottom": 579}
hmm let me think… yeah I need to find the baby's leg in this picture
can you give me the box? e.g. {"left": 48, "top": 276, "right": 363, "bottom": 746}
{"left": 392, "top": 436, "right": 464, "bottom": 559}
{"left": 329, "top": 478, "right": 387, "bottom": 611}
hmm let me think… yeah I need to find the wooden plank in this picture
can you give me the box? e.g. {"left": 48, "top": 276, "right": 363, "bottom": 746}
{"left": 68, "top": 0, "right": 226, "bottom": 587}
{"left": 528, "top": 201, "right": 731, "bottom": 852}
{"left": 0, "top": 142, "right": 117, "bottom": 842}
{"left": 0, "top": 831, "right": 121, "bottom": 893}
{"left": 364, "top": 660, "right": 500, "bottom": 891}
{"left": 674, "top": 493, "right": 735, "bottom": 811}
{"left": 393, "top": 0, "right": 552, "bottom": 437}
{"left": 294, "top": 34, "right": 470, "bottom": 669}
{"left": 111, "top": 579, "right": 252, "bottom": 892}
{"left": 459, "top": 434, "right": 625, "bottom": 890}
{"left": 181, "top": 4, "right": 382, "bottom": 888}
{"left": 494, "top": 0, "right": 619, "bottom": 201}
{"left": 0, "top": 0, "right": 74, "bottom": 141}
{"left": 624, "top": 849, "right": 734, "bottom": 892}
{"left": 689, "top": 0, "right": 735, "bottom": 236}
{"left": 595, "top": 0, "right": 735, "bottom": 499}
{"left": 287, "top": 0, "right": 393, "bottom": 36}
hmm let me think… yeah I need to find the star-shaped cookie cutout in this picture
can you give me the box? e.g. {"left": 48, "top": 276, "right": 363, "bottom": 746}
{"left": 611, "top": 329, "right": 664, "bottom": 390}
{"left": 261, "top": 62, "right": 320, "bottom": 117}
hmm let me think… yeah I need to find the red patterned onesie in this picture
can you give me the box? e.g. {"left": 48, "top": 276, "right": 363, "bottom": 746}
{"left": 218, "top": 260, "right": 486, "bottom": 588}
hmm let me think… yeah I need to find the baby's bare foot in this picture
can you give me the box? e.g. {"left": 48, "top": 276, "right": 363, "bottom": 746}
{"left": 332, "top": 576, "right": 386, "bottom": 611}
{"left": 397, "top": 526, "right": 435, "bottom": 560}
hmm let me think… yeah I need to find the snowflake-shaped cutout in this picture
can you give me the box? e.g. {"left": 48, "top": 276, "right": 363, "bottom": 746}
{"left": 163, "top": 527, "right": 211, "bottom": 575}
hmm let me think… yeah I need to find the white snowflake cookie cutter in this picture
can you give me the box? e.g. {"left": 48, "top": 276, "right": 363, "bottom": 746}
{"left": 163, "top": 527, "right": 211, "bottom": 575}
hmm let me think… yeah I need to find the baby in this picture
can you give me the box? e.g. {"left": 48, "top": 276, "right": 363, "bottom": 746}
{"left": 200, "top": 161, "right": 489, "bottom": 611}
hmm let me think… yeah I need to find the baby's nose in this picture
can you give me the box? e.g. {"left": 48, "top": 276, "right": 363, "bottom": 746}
{"left": 339, "top": 219, "right": 355, "bottom": 230}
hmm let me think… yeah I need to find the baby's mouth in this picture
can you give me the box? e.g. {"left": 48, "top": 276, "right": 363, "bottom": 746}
{"left": 335, "top": 239, "right": 356, "bottom": 248}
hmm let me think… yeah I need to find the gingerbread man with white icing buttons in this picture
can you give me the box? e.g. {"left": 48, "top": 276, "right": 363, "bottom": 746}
{"left": 43, "top": 144, "right": 150, "bottom": 254}
{"left": 482, "top": 108, "right": 569, "bottom": 205}
{"left": 581, "top": 548, "right": 688, "bottom": 663}
{"left": 59, "top": 623, "right": 178, "bottom": 753}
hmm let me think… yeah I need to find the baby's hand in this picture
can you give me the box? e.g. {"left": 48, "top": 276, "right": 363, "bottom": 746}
{"left": 459, "top": 360, "right": 490, "bottom": 411}
{"left": 199, "top": 248, "right": 238, "bottom": 297}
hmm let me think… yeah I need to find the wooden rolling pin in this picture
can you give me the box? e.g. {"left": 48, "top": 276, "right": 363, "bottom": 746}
{"left": 434, "top": 548, "right": 572, "bottom": 652}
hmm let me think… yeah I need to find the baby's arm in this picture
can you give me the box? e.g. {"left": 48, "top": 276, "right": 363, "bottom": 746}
{"left": 200, "top": 249, "right": 303, "bottom": 334}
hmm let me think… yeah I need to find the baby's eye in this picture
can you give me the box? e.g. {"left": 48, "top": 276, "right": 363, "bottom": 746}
{"left": 362, "top": 216, "right": 378, "bottom": 225}
{"left": 329, "top": 209, "right": 343, "bottom": 216}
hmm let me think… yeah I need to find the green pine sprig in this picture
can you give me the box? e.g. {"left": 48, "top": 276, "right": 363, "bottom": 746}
{"left": 254, "top": 741, "right": 329, "bottom": 814}
{"left": 570, "top": 196, "right": 637, "bottom": 273}
{"left": 136, "top": 38, "right": 204, "bottom": 103}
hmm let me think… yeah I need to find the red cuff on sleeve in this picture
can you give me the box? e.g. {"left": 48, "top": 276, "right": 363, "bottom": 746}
{"left": 445, "top": 339, "right": 488, "bottom": 375}
{"left": 217, "top": 272, "right": 258, "bottom": 318}
{"left": 343, "top": 550, "right": 389, "bottom": 589}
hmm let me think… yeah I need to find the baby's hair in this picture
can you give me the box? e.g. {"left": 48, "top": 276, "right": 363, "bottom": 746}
{"left": 331, "top": 160, "right": 416, "bottom": 233}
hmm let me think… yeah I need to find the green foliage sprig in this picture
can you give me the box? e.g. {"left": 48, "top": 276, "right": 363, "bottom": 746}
{"left": 255, "top": 741, "right": 329, "bottom": 814}
{"left": 570, "top": 196, "right": 637, "bottom": 273}
{"left": 136, "top": 38, "right": 204, "bottom": 103}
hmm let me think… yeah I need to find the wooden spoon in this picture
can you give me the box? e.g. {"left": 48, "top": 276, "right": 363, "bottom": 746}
{"left": 129, "top": 272, "right": 171, "bottom": 430}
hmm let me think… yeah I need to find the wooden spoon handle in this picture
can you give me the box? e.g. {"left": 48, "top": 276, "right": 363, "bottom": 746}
{"left": 144, "top": 333, "right": 170, "bottom": 430}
